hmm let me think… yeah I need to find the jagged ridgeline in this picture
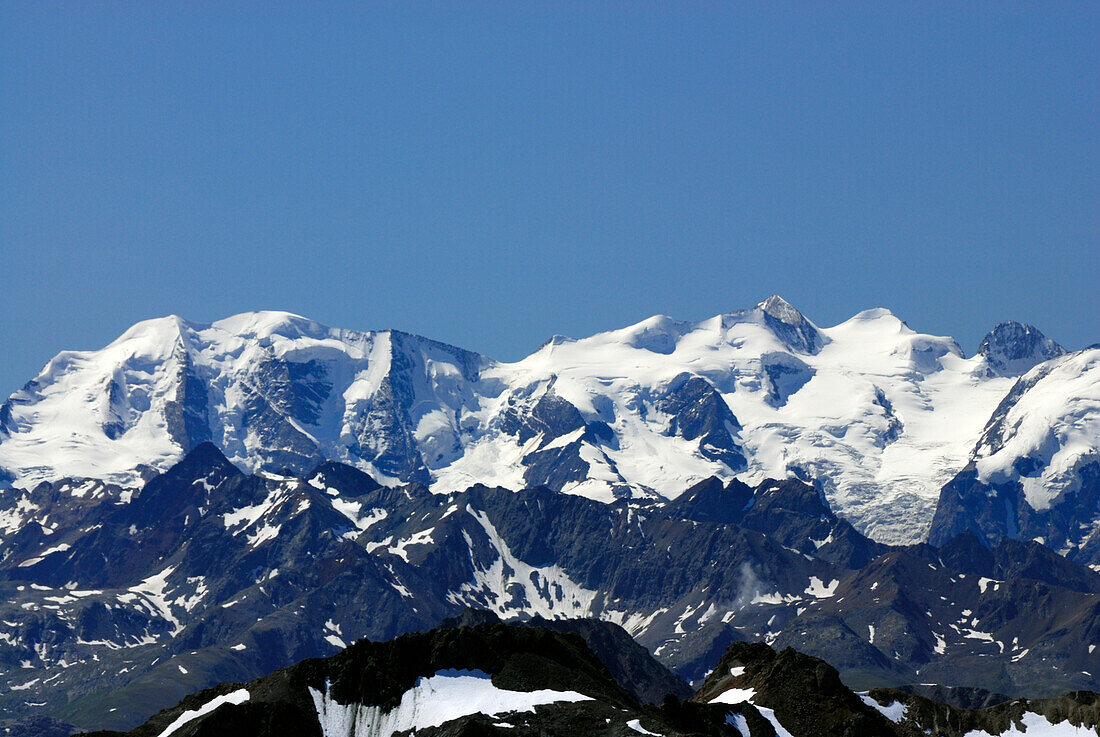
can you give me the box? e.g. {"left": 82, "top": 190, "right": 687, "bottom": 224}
{"left": 79, "top": 619, "right": 1100, "bottom": 737}
{"left": 2, "top": 301, "right": 1095, "bottom": 549}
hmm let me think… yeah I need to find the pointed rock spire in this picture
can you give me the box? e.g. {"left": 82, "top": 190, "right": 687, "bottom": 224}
{"left": 755, "top": 295, "right": 826, "bottom": 354}
{"left": 977, "top": 321, "right": 1065, "bottom": 376}
{"left": 162, "top": 441, "right": 242, "bottom": 485}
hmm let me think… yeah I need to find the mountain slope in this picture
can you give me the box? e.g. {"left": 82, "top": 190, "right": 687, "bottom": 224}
{"left": 4, "top": 449, "right": 1100, "bottom": 731}
{"left": 928, "top": 347, "right": 1100, "bottom": 563}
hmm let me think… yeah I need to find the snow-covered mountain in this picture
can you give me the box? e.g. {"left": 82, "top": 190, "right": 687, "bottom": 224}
{"left": 0, "top": 312, "right": 490, "bottom": 489}
{"left": 928, "top": 347, "right": 1100, "bottom": 560}
{"left": 976, "top": 321, "right": 1067, "bottom": 377}
{"left": 0, "top": 297, "right": 1082, "bottom": 544}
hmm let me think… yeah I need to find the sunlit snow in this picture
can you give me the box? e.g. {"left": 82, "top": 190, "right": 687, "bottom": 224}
{"left": 156, "top": 688, "right": 249, "bottom": 737}
{"left": 1, "top": 304, "right": 1088, "bottom": 545}
{"left": 309, "top": 670, "right": 590, "bottom": 737}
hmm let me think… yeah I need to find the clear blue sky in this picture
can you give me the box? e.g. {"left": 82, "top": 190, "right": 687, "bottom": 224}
{"left": 2, "top": 2, "right": 1097, "bottom": 396}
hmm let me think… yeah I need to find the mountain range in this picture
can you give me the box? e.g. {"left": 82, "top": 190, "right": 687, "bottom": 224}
{"left": 3, "top": 443, "right": 1100, "bottom": 732}
{"left": 0, "top": 299, "right": 1097, "bottom": 734}
{"left": 1, "top": 298, "right": 1095, "bottom": 550}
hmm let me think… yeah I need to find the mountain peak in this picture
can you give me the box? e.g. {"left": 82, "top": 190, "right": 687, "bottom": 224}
{"left": 166, "top": 441, "right": 243, "bottom": 482}
{"left": 108, "top": 314, "right": 192, "bottom": 349}
{"left": 754, "top": 295, "right": 826, "bottom": 354}
{"left": 757, "top": 294, "right": 803, "bottom": 324}
{"left": 210, "top": 310, "right": 330, "bottom": 341}
{"left": 977, "top": 321, "right": 1065, "bottom": 376}
{"left": 850, "top": 307, "right": 899, "bottom": 322}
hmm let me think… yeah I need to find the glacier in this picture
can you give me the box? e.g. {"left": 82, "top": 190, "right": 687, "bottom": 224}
{"left": 0, "top": 296, "right": 1088, "bottom": 545}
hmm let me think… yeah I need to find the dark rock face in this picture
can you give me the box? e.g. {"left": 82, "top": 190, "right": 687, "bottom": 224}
{"left": 656, "top": 374, "right": 746, "bottom": 471}
{"left": 342, "top": 350, "right": 433, "bottom": 485}
{"left": 756, "top": 295, "right": 826, "bottom": 355}
{"left": 890, "top": 683, "right": 1010, "bottom": 710}
{"left": 740, "top": 479, "right": 836, "bottom": 553}
{"left": 232, "top": 359, "right": 329, "bottom": 474}
{"left": 814, "top": 519, "right": 887, "bottom": 570}
{"left": 520, "top": 435, "right": 596, "bottom": 491}
{"left": 665, "top": 477, "right": 755, "bottom": 526}
{"left": 0, "top": 399, "right": 12, "bottom": 438}
{"left": 928, "top": 466, "right": 1020, "bottom": 547}
{"left": 696, "top": 641, "right": 899, "bottom": 736}
{"left": 305, "top": 461, "right": 382, "bottom": 496}
{"left": 523, "top": 616, "right": 692, "bottom": 704}
{"left": 666, "top": 476, "right": 881, "bottom": 563}
{"left": 928, "top": 462, "right": 1100, "bottom": 566}
{"left": 871, "top": 387, "right": 903, "bottom": 446}
{"left": 162, "top": 345, "right": 212, "bottom": 452}
{"left": 761, "top": 352, "right": 815, "bottom": 408}
{"left": 977, "top": 321, "right": 1066, "bottom": 377}
{"left": 500, "top": 388, "right": 585, "bottom": 447}
{"left": 435, "top": 610, "right": 692, "bottom": 705}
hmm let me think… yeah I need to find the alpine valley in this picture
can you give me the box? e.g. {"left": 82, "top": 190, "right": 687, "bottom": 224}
{"left": 0, "top": 298, "right": 1097, "bottom": 736}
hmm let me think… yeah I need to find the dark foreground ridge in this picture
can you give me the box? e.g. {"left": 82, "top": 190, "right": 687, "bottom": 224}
{"left": 7, "top": 445, "right": 1100, "bottom": 732}
{"left": 80, "top": 619, "right": 1100, "bottom": 737}
{"left": 82, "top": 620, "right": 723, "bottom": 737}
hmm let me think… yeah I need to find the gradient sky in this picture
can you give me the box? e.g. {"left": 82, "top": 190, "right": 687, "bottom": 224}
{"left": 2, "top": 2, "right": 1097, "bottom": 397}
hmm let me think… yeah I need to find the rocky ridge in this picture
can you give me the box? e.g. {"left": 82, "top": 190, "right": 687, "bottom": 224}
{"left": 2, "top": 448, "right": 1100, "bottom": 731}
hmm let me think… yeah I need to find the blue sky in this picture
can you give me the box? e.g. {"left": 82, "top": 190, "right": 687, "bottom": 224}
{"left": 2, "top": 2, "right": 1097, "bottom": 396}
